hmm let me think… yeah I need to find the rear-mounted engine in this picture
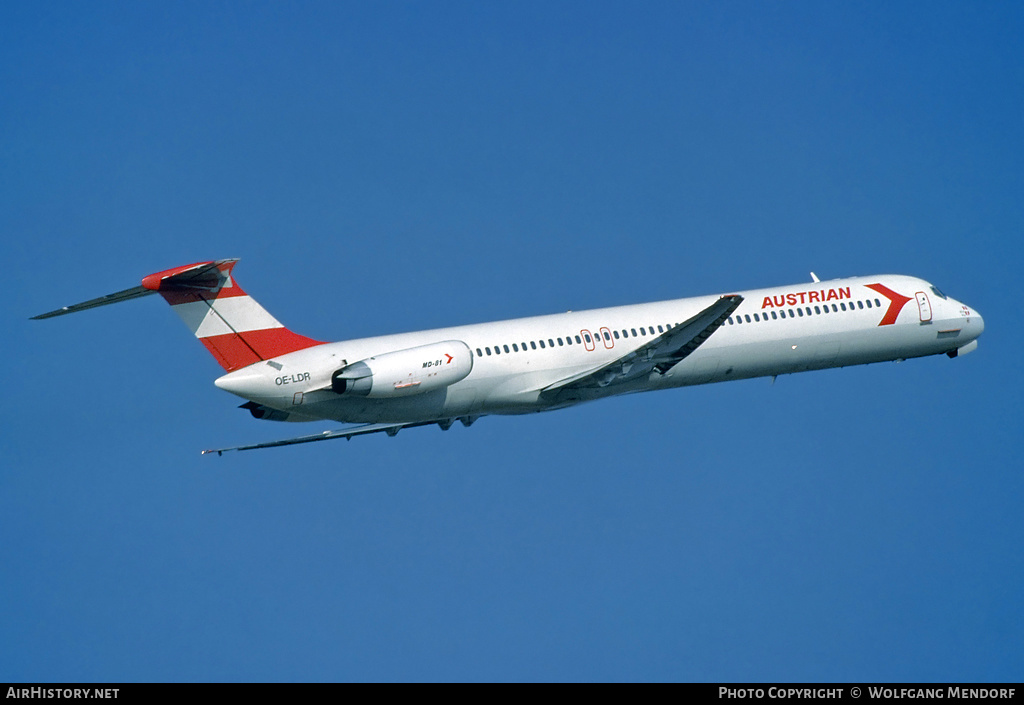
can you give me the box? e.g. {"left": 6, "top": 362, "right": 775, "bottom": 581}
{"left": 331, "top": 340, "right": 473, "bottom": 398}
{"left": 240, "top": 401, "right": 307, "bottom": 422}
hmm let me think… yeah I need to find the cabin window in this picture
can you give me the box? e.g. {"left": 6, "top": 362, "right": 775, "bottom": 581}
{"left": 549, "top": 339, "right": 555, "bottom": 347}
{"left": 558, "top": 338, "right": 564, "bottom": 346}
{"left": 613, "top": 330, "right": 620, "bottom": 339}
{"left": 727, "top": 317, "right": 734, "bottom": 325}
{"left": 584, "top": 333, "right": 592, "bottom": 344}
{"left": 797, "top": 308, "right": 804, "bottom": 317}
{"left": 771, "top": 311, "right": 778, "bottom": 320}
{"left": 602, "top": 331, "right": 610, "bottom": 341}
{"left": 840, "top": 303, "right": 847, "bottom": 311}
{"left": 485, "top": 347, "right": 492, "bottom": 355}
{"left": 503, "top": 345, "right": 510, "bottom": 353}
{"left": 657, "top": 325, "right": 664, "bottom": 333}
{"left": 866, "top": 300, "right": 872, "bottom": 308}
{"left": 631, "top": 328, "right": 638, "bottom": 337}
{"left": 575, "top": 335, "right": 582, "bottom": 344}
{"left": 875, "top": 298, "right": 882, "bottom": 307}
{"left": 476, "top": 348, "right": 483, "bottom": 356}
{"left": 539, "top": 340, "right": 546, "bottom": 349}
{"left": 857, "top": 301, "right": 864, "bottom": 309}
{"left": 530, "top": 341, "right": 537, "bottom": 350}
{"left": 512, "top": 343, "right": 519, "bottom": 352}
{"left": 753, "top": 313, "right": 760, "bottom": 322}
{"left": 814, "top": 305, "right": 821, "bottom": 314}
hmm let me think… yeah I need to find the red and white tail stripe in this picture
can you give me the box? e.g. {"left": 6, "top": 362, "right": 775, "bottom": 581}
{"left": 142, "top": 260, "right": 323, "bottom": 372}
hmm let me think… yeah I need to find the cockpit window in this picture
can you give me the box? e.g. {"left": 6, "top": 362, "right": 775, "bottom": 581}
{"left": 930, "top": 285, "right": 948, "bottom": 300}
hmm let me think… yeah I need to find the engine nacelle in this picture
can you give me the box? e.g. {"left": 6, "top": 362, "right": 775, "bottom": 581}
{"left": 240, "top": 401, "right": 308, "bottom": 422}
{"left": 331, "top": 340, "right": 473, "bottom": 398}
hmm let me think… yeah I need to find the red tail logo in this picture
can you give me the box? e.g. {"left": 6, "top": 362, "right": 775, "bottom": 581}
{"left": 144, "top": 260, "right": 323, "bottom": 371}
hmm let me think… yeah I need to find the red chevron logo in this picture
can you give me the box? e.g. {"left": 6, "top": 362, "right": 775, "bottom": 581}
{"left": 865, "top": 283, "right": 913, "bottom": 326}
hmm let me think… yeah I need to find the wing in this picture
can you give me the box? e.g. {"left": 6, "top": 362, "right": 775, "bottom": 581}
{"left": 201, "top": 417, "right": 478, "bottom": 455}
{"left": 541, "top": 294, "right": 742, "bottom": 396}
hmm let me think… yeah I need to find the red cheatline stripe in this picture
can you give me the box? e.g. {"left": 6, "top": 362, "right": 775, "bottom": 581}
{"left": 201, "top": 336, "right": 261, "bottom": 371}
{"left": 865, "top": 283, "right": 913, "bottom": 326}
{"left": 202, "top": 329, "right": 325, "bottom": 372}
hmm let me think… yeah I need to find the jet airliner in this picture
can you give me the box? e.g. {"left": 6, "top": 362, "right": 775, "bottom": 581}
{"left": 33, "top": 260, "right": 984, "bottom": 453}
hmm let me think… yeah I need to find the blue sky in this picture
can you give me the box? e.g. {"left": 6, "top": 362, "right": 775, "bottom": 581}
{"left": 2, "top": 1, "right": 1021, "bottom": 682}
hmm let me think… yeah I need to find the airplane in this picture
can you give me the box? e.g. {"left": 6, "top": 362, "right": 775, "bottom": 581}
{"left": 32, "top": 259, "right": 984, "bottom": 454}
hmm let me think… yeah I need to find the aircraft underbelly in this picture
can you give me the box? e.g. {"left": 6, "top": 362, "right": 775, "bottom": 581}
{"left": 661, "top": 322, "right": 945, "bottom": 386}
{"left": 299, "top": 389, "right": 447, "bottom": 424}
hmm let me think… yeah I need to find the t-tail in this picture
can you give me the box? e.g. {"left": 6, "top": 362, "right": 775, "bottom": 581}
{"left": 32, "top": 259, "right": 323, "bottom": 371}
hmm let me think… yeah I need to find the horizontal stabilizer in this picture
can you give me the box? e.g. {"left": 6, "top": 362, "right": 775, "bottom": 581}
{"left": 140, "top": 259, "right": 239, "bottom": 293}
{"left": 33, "top": 259, "right": 323, "bottom": 372}
{"left": 31, "top": 285, "right": 155, "bottom": 320}
{"left": 31, "top": 260, "right": 240, "bottom": 320}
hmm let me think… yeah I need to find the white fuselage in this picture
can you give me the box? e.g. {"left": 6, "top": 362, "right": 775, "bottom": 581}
{"left": 214, "top": 275, "right": 984, "bottom": 424}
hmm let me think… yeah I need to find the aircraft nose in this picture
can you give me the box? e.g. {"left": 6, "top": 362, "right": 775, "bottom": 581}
{"left": 957, "top": 302, "right": 984, "bottom": 347}
{"left": 944, "top": 302, "right": 983, "bottom": 358}
{"left": 951, "top": 299, "right": 984, "bottom": 340}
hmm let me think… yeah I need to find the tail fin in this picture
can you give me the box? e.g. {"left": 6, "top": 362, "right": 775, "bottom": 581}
{"left": 33, "top": 259, "right": 323, "bottom": 372}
